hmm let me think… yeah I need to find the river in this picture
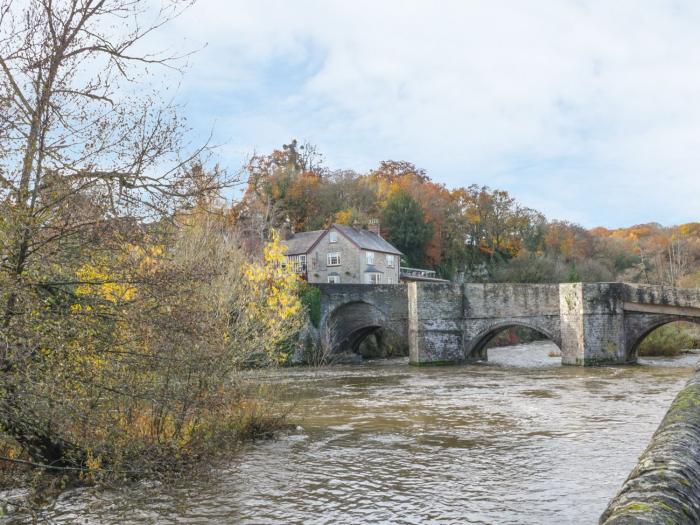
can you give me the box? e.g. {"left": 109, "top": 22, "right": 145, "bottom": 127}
{"left": 13, "top": 341, "right": 699, "bottom": 524}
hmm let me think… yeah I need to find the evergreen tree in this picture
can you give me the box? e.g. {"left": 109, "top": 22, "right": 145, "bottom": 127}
{"left": 382, "top": 190, "right": 433, "bottom": 267}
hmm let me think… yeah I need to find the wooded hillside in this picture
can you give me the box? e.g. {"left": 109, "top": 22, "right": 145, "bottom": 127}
{"left": 236, "top": 140, "right": 700, "bottom": 287}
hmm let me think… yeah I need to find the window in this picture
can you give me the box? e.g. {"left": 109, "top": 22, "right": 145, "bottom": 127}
{"left": 366, "top": 251, "right": 375, "bottom": 265}
{"left": 386, "top": 276, "right": 395, "bottom": 284}
{"left": 327, "top": 275, "right": 340, "bottom": 284}
{"left": 366, "top": 273, "right": 381, "bottom": 284}
{"left": 286, "top": 254, "right": 307, "bottom": 273}
{"left": 386, "top": 254, "right": 395, "bottom": 268}
{"left": 329, "top": 231, "right": 338, "bottom": 243}
{"left": 327, "top": 252, "right": 341, "bottom": 266}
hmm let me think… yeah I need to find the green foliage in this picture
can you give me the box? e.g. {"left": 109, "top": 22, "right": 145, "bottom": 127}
{"left": 568, "top": 262, "right": 580, "bottom": 282}
{"left": 382, "top": 190, "right": 433, "bottom": 267}
{"left": 300, "top": 284, "right": 321, "bottom": 328}
{"left": 638, "top": 323, "right": 700, "bottom": 356}
{"left": 494, "top": 252, "right": 615, "bottom": 283}
{"left": 492, "top": 254, "right": 564, "bottom": 283}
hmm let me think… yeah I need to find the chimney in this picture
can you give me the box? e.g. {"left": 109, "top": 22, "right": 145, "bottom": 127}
{"left": 368, "top": 218, "right": 380, "bottom": 236}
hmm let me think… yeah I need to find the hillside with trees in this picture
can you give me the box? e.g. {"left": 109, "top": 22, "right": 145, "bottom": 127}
{"left": 236, "top": 140, "right": 700, "bottom": 288}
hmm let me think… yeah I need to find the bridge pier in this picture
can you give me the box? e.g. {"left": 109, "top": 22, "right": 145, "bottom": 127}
{"left": 559, "top": 283, "right": 629, "bottom": 365}
{"left": 408, "top": 282, "right": 465, "bottom": 365}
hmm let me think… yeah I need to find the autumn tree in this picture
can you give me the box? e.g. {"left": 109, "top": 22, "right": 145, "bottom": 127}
{"left": 237, "top": 140, "right": 327, "bottom": 238}
{"left": 0, "top": 0, "right": 301, "bottom": 480}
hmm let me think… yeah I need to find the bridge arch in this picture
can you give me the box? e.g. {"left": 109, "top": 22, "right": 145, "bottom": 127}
{"left": 324, "top": 300, "right": 389, "bottom": 355}
{"left": 466, "top": 320, "right": 562, "bottom": 362}
{"left": 625, "top": 314, "right": 700, "bottom": 361}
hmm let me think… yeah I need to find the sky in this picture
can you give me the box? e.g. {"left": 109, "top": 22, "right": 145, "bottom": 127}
{"left": 155, "top": 0, "right": 700, "bottom": 228}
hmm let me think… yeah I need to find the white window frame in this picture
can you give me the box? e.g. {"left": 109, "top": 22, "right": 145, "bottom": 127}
{"left": 327, "top": 252, "right": 341, "bottom": 266}
{"left": 386, "top": 254, "right": 395, "bottom": 268}
{"left": 327, "top": 275, "right": 340, "bottom": 284}
{"left": 366, "top": 272, "right": 381, "bottom": 284}
{"left": 386, "top": 275, "right": 394, "bottom": 284}
{"left": 366, "top": 251, "right": 375, "bottom": 265}
{"left": 329, "top": 230, "right": 338, "bottom": 243}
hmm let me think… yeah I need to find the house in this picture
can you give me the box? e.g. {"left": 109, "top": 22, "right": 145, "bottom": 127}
{"left": 281, "top": 220, "right": 402, "bottom": 284}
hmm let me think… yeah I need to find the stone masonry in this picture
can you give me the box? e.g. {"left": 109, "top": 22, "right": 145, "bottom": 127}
{"left": 600, "top": 362, "right": 700, "bottom": 523}
{"left": 318, "top": 282, "right": 700, "bottom": 366}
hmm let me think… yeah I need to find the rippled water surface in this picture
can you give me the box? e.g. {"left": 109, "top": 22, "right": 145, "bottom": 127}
{"left": 22, "top": 342, "right": 700, "bottom": 524}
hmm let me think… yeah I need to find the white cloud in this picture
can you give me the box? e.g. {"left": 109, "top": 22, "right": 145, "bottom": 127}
{"left": 159, "top": 0, "right": 700, "bottom": 227}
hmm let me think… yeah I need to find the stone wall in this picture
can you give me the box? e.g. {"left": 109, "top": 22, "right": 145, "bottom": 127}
{"left": 306, "top": 232, "right": 400, "bottom": 285}
{"left": 307, "top": 230, "right": 361, "bottom": 284}
{"left": 359, "top": 249, "right": 400, "bottom": 284}
{"left": 559, "top": 283, "right": 628, "bottom": 365}
{"left": 318, "top": 284, "right": 409, "bottom": 356}
{"left": 462, "top": 283, "right": 561, "bottom": 361}
{"left": 600, "top": 363, "right": 700, "bottom": 524}
{"left": 622, "top": 283, "right": 700, "bottom": 307}
{"left": 408, "top": 282, "right": 465, "bottom": 364}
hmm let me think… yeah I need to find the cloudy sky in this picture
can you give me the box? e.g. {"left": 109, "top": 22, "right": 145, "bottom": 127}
{"left": 159, "top": 0, "right": 700, "bottom": 227}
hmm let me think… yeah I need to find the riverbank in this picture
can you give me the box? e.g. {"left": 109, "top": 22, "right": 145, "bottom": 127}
{"left": 0, "top": 383, "right": 294, "bottom": 520}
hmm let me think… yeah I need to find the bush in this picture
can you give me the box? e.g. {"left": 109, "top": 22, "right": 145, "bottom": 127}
{"left": 493, "top": 252, "right": 615, "bottom": 283}
{"left": 0, "top": 213, "right": 304, "bottom": 488}
{"left": 300, "top": 284, "right": 321, "bottom": 328}
{"left": 638, "top": 323, "right": 700, "bottom": 356}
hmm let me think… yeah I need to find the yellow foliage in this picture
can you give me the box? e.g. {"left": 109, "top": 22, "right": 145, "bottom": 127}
{"left": 243, "top": 232, "right": 303, "bottom": 363}
{"left": 75, "top": 259, "right": 136, "bottom": 303}
{"left": 334, "top": 208, "right": 355, "bottom": 225}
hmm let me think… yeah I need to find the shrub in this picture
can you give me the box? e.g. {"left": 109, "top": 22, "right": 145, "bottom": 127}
{"left": 300, "top": 285, "right": 321, "bottom": 328}
{"left": 638, "top": 323, "right": 700, "bottom": 356}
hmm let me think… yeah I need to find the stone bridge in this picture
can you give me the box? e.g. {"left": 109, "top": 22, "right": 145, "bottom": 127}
{"left": 317, "top": 282, "right": 700, "bottom": 366}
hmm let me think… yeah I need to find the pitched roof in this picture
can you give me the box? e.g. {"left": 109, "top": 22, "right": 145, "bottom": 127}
{"left": 281, "top": 224, "right": 403, "bottom": 256}
{"left": 332, "top": 224, "right": 402, "bottom": 255}
{"left": 280, "top": 230, "right": 324, "bottom": 255}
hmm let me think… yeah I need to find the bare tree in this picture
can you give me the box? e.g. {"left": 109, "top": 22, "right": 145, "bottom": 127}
{"left": 0, "top": 0, "right": 243, "bottom": 472}
{"left": 310, "top": 316, "right": 336, "bottom": 367}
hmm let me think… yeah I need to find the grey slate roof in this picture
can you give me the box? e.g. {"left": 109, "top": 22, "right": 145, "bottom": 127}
{"left": 280, "top": 230, "right": 324, "bottom": 255}
{"left": 333, "top": 224, "right": 403, "bottom": 255}
{"left": 280, "top": 224, "right": 403, "bottom": 256}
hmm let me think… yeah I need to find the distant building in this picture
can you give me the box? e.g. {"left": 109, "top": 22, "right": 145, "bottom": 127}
{"left": 281, "top": 220, "right": 402, "bottom": 284}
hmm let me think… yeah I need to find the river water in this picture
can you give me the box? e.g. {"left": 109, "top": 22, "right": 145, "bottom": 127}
{"left": 16, "top": 342, "right": 700, "bottom": 524}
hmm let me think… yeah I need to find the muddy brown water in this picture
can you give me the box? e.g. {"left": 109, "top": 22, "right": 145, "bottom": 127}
{"left": 5, "top": 341, "right": 698, "bottom": 524}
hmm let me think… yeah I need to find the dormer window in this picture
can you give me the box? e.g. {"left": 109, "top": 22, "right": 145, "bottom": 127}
{"left": 329, "top": 230, "right": 338, "bottom": 243}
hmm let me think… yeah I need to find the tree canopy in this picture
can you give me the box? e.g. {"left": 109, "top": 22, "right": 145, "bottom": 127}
{"left": 382, "top": 190, "right": 433, "bottom": 267}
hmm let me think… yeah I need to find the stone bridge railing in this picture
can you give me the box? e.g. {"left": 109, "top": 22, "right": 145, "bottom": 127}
{"left": 600, "top": 362, "right": 700, "bottom": 524}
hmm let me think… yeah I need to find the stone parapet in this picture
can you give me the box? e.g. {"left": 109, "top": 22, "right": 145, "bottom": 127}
{"left": 600, "top": 363, "right": 700, "bottom": 524}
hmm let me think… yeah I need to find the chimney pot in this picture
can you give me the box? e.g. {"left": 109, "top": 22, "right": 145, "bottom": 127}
{"left": 368, "top": 218, "right": 380, "bottom": 236}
